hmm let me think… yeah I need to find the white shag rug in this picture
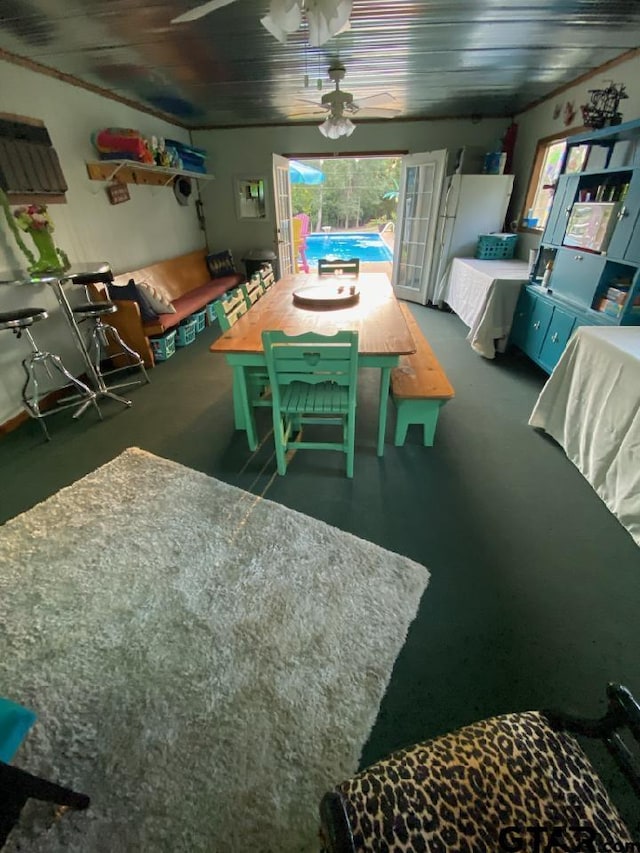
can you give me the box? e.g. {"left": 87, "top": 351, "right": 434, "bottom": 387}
{"left": 0, "top": 448, "right": 429, "bottom": 853}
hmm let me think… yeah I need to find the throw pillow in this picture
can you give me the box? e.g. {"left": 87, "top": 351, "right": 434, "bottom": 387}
{"left": 206, "top": 249, "right": 236, "bottom": 279}
{"left": 107, "top": 278, "right": 158, "bottom": 322}
{"left": 136, "top": 281, "right": 176, "bottom": 315}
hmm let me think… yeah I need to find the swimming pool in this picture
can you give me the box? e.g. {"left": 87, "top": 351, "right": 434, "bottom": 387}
{"left": 304, "top": 231, "right": 393, "bottom": 263}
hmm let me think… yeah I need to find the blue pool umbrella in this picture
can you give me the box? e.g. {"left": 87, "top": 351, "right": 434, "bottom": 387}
{"left": 289, "top": 160, "right": 325, "bottom": 185}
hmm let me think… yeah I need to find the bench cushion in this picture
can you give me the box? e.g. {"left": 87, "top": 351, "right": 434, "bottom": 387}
{"left": 142, "top": 274, "right": 243, "bottom": 335}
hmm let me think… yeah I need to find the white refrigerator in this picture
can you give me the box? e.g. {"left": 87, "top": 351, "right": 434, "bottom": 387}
{"left": 431, "top": 173, "right": 514, "bottom": 305}
{"left": 391, "top": 149, "right": 514, "bottom": 306}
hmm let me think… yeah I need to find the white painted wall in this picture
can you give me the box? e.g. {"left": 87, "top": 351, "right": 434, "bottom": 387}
{"left": 0, "top": 59, "right": 204, "bottom": 424}
{"left": 191, "top": 119, "right": 508, "bottom": 266}
{"left": 511, "top": 53, "right": 640, "bottom": 260}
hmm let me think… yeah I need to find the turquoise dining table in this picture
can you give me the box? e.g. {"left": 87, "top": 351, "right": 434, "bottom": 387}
{"left": 210, "top": 271, "right": 415, "bottom": 456}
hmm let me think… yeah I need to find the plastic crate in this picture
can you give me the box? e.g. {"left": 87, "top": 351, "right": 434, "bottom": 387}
{"left": 149, "top": 330, "right": 176, "bottom": 362}
{"left": 175, "top": 317, "right": 197, "bottom": 347}
{"left": 206, "top": 300, "right": 218, "bottom": 324}
{"left": 192, "top": 308, "right": 207, "bottom": 334}
{"left": 475, "top": 233, "right": 518, "bottom": 260}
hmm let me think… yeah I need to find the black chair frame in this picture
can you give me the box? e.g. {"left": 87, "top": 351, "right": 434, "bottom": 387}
{"left": 0, "top": 760, "right": 89, "bottom": 846}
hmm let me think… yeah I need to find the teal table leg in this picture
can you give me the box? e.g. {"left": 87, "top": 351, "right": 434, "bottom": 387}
{"left": 377, "top": 366, "right": 391, "bottom": 457}
{"left": 231, "top": 364, "right": 258, "bottom": 451}
{"left": 232, "top": 366, "right": 245, "bottom": 429}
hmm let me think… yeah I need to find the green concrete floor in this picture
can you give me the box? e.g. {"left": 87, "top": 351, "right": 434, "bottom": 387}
{"left": 1, "top": 305, "right": 638, "bottom": 834}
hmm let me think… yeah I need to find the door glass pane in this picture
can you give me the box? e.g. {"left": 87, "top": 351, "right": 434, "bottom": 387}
{"left": 396, "top": 163, "right": 435, "bottom": 291}
{"left": 274, "top": 166, "right": 293, "bottom": 276}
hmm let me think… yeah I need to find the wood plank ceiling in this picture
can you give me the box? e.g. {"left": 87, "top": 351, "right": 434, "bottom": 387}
{"left": 0, "top": 0, "right": 638, "bottom": 128}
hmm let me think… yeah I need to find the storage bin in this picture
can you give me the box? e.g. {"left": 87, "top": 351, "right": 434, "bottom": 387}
{"left": 175, "top": 317, "right": 197, "bottom": 347}
{"left": 191, "top": 308, "right": 207, "bottom": 334}
{"left": 206, "top": 300, "right": 218, "bottom": 324}
{"left": 150, "top": 329, "right": 176, "bottom": 362}
{"left": 475, "top": 233, "right": 518, "bottom": 260}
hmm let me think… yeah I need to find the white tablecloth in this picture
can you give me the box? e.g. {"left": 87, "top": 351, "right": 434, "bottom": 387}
{"left": 529, "top": 325, "right": 640, "bottom": 548}
{"left": 440, "top": 257, "right": 530, "bottom": 358}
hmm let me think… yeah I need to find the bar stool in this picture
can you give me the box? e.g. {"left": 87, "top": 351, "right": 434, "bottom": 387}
{"left": 0, "top": 308, "right": 101, "bottom": 440}
{"left": 70, "top": 272, "right": 149, "bottom": 394}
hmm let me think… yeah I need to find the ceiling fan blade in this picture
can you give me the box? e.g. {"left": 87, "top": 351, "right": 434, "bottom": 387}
{"left": 290, "top": 105, "right": 329, "bottom": 116}
{"left": 289, "top": 111, "right": 326, "bottom": 118}
{"left": 352, "top": 92, "right": 399, "bottom": 109}
{"left": 294, "top": 97, "right": 330, "bottom": 109}
{"left": 171, "top": 0, "right": 238, "bottom": 24}
{"left": 351, "top": 105, "right": 402, "bottom": 118}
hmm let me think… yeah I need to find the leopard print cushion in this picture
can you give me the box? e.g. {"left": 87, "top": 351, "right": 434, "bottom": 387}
{"left": 333, "top": 711, "right": 634, "bottom": 852}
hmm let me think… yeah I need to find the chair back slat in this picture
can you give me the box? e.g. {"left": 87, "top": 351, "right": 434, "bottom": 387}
{"left": 318, "top": 258, "right": 360, "bottom": 277}
{"left": 242, "top": 276, "right": 265, "bottom": 307}
{"left": 261, "top": 330, "right": 359, "bottom": 477}
{"left": 262, "top": 331, "right": 358, "bottom": 400}
{"left": 213, "top": 287, "right": 248, "bottom": 331}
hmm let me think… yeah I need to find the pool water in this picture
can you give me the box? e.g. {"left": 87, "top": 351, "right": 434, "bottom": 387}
{"left": 304, "top": 231, "right": 393, "bottom": 263}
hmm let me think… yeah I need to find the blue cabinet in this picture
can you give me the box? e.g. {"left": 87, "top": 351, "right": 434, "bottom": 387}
{"left": 512, "top": 287, "right": 599, "bottom": 373}
{"left": 515, "top": 119, "right": 640, "bottom": 373}
{"left": 511, "top": 289, "right": 552, "bottom": 358}
{"left": 537, "top": 305, "right": 576, "bottom": 373}
{"left": 542, "top": 174, "right": 580, "bottom": 246}
{"left": 548, "top": 248, "right": 606, "bottom": 305}
{"left": 606, "top": 170, "right": 640, "bottom": 261}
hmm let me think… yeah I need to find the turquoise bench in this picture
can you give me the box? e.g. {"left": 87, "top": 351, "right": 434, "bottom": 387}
{"left": 391, "top": 304, "right": 455, "bottom": 446}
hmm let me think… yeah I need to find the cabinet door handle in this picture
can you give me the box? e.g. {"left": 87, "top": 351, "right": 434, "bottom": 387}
{"left": 533, "top": 321, "right": 541, "bottom": 330}
{"left": 551, "top": 332, "right": 559, "bottom": 343}
{"left": 574, "top": 254, "right": 583, "bottom": 261}
{"left": 565, "top": 207, "right": 572, "bottom": 215}
{"left": 617, "top": 205, "right": 628, "bottom": 220}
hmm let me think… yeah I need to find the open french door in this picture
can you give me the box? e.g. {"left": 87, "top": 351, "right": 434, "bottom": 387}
{"left": 391, "top": 150, "right": 447, "bottom": 304}
{"left": 272, "top": 154, "right": 295, "bottom": 277}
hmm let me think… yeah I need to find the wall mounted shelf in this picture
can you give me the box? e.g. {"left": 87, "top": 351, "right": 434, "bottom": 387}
{"left": 85, "top": 160, "right": 215, "bottom": 187}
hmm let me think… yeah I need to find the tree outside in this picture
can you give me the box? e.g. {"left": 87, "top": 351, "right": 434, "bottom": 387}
{"left": 292, "top": 157, "right": 400, "bottom": 233}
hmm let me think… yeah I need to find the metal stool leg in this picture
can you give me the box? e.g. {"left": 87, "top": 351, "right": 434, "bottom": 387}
{"left": 20, "top": 328, "right": 102, "bottom": 439}
{"left": 21, "top": 353, "right": 50, "bottom": 440}
{"left": 92, "top": 319, "right": 150, "bottom": 390}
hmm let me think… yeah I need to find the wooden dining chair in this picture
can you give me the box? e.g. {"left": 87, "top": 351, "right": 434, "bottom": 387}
{"left": 211, "top": 286, "right": 248, "bottom": 331}
{"left": 318, "top": 258, "right": 360, "bottom": 277}
{"left": 262, "top": 331, "right": 359, "bottom": 477}
{"left": 293, "top": 214, "right": 310, "bottom": 273}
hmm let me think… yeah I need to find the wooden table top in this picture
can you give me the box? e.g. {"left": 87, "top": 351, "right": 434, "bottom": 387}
{"left": 210, "top": 272, "right": 416, "bottom": 357}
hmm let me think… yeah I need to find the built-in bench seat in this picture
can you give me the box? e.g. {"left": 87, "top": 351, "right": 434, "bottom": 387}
{"left": 100, "top": 249, "right": 245, "bottom": 366}
{"left": 391, "top": 303, "right": 455, "bottom": 446}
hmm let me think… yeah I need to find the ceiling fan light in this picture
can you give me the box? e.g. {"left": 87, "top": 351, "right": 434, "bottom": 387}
{"left": 318, "top": 118, "right": 333, "bottom": 138}
{"left": 342, "top": 117, "right": 355, "bottom": 136}
{"left": 260, "top": 13, "right": 288, "bottom": 42}
{"left": 261, "top": 0, "right": 302, "bottom": 40}
{"left": 318, "top": 115, "right": 355, "bottom": 139}
{"left": 305, "top": 0, "right": 352, "bottom": 46}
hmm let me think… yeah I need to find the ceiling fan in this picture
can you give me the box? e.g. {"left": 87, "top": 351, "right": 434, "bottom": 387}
{"left": 171, "top": 0, "right": 352, "bottom": 47}
{"left": 291, "top": 64, "right": 401, "bottom": 137}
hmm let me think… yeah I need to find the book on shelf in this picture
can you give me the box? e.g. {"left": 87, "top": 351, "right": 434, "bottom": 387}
{"left": 606, "top": 283, "right": 631, "bottom": 304}
{"left": 585, "top": 144, "right": 609, "bottom": 172}
{"left": 596, "top": 292, "right": 640, "bottom": 317}
{"left": 608, "top": 139, "right": 634, "bottom": 168}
